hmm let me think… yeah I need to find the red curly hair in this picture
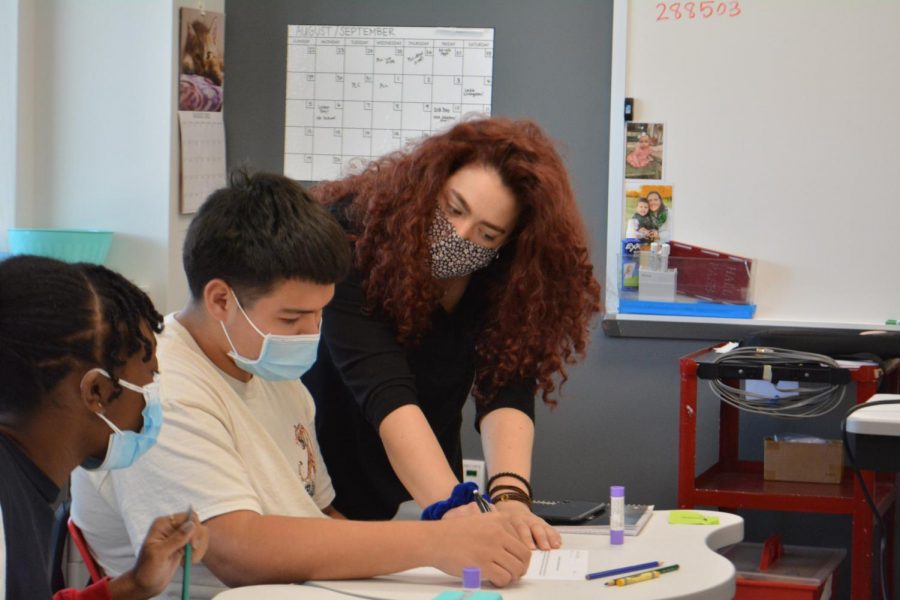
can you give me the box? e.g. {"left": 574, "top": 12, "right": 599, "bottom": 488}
{"left": 312, "top": 118, "right": 601, "bottom": 406}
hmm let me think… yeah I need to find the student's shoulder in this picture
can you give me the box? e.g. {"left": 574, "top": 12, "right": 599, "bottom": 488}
{"left": 157, "top": 317, "right": 216, "bottom": 373}
{"left": 157, "top": 333, "right": 234, "bottom": 410}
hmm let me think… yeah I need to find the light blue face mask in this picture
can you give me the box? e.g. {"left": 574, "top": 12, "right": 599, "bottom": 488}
{"left": 81, "top": 369, "right": 163, "bottom": 471}
{"left": 220, "top": 290, "right": 321, "bottom": 381}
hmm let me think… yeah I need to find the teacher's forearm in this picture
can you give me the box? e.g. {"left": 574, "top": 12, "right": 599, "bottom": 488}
{"left": 480, "top": 408, "right": 535, "bottom": 496}
{"left": 379, "top": 404, "right": 460, "bottom": 507}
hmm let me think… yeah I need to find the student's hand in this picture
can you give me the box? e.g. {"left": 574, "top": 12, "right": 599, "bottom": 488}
{"left": 430, "top": 512, "right": 531, "bottom": 587}
{"left": 493, "top": 499, "right": 561, "bottom": 551}
{"left": 108, "top": 510, "right": 209, "bottom": 600}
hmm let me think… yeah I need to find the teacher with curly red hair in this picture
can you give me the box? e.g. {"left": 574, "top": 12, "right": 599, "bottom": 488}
{"left": 303, "top": 117, "right": 601, "bottom": 549}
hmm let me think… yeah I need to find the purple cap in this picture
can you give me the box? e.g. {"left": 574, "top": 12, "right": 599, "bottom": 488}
{"left": 611, "top": 485, "right": 625, "bottom": 497}
{"left": 611, "top": 530, "right": 625, "bottom": 544}
{"left": 462, "top": 567, "right": 481, "bottom": 590}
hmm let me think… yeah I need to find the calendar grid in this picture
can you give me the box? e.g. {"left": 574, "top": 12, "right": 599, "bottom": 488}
{"left": 284, "top": 26, "right": 494, "bottom": 181}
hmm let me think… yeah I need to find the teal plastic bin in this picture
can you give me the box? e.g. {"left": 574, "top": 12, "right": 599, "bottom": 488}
{"left": 7, "top": 229, "right": 113, "bottom": 264}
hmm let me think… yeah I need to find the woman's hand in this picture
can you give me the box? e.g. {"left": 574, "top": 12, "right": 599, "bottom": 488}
{"left": 108, "top": 510, "right": 209, "bottom": 600}
{"left": 493, "top": 499, "right": 561, "bottom": 551}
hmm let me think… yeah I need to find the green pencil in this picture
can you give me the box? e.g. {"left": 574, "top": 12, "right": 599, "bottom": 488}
{"left": 182, "top": 543, "right": 191, "bottom": 600}
{"left": 182, "top": 505, "right": 193, "bottom": 600}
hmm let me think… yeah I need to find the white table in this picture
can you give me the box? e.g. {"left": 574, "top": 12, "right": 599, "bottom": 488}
{"left": 846, "top": 393, "right": 900, "bottom": 436}
{"left": 214, "top": 510, "right": 743, "bottom": 600}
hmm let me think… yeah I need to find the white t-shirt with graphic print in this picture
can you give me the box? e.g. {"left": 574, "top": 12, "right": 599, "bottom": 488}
{"left": 70, "top": 314, "right": 334, "bottom": 599}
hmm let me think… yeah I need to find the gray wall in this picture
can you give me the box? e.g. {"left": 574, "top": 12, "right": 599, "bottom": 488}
{"left": 223, "top": 0, "right": 695, "bottom": 507}
{"left": 224, "top": 2, "right": 884, "bottom": 597}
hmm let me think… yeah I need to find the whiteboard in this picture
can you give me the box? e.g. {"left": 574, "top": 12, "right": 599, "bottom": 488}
{"left": 605, "top": 0, "right": 900, "bottom": 330}
{"left": 283, "top": 25, "right": 494, "bottom": 181}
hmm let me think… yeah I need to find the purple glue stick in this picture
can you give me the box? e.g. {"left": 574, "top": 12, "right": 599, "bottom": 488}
{"left": 610, "top": 486, "right": 625, "bottom": 545}
{"left": 463, "top": 567, "right": 481, "bottom": 592}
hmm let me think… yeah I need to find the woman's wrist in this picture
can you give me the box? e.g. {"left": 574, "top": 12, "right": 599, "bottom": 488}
{"left": 486, "top": 471, "right": 533, "bottom": 499}
{"left": 487, "top": 471, "right": 533, "bottom": 511}
{"left": 489, "top": 488, "right": 533, "bottom": 510}
{"left": 492, "top": 496, "right": 532, "bottom": 513}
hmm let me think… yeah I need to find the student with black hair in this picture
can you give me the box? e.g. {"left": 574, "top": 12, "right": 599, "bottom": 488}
{"left": 71, "top": 170, "right": 530, "bottom": 598}
{"left": 0, "top": 255, "right": 208, "bottom": 600}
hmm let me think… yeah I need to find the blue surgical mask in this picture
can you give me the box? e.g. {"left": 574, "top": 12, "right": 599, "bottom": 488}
{"left": 220, "top": 290, "right": 321, "bottom": 381}
{"left": 81, "top": 369, "right": 163, "bottom": 471}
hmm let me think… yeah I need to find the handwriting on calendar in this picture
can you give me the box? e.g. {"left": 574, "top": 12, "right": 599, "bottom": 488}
{"left": 283, "top": 25, "right": 494, "bottom": 181}
{"left": 656, "top": 1, "right": 742, "bottom": 21}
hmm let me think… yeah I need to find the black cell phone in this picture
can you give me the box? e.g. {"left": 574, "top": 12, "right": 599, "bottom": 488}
{"left": 532, "top": 499, "right": 606, "bottom": 525}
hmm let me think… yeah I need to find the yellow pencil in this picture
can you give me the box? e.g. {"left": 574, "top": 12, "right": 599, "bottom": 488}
{"left": 605, "top": 564, "right": 680, "bottom": 586}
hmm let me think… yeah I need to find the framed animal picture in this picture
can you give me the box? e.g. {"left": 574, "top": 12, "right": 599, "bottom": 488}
{"left": 179, "top": 7, "right": 225, "bottom": 112}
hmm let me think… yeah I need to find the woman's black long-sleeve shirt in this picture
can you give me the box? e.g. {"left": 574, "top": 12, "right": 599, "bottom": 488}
{"left": 302, "top": 264, "right": 535, "bottom": 520}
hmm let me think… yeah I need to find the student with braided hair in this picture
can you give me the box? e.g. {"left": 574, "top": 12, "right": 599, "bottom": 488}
{"left": 0, "top": 255, "right": 208, "bottom": 599}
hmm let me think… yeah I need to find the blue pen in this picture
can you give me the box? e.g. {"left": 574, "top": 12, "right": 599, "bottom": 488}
{"left": 585, "top": 560, "right": 662, "bottom": 581}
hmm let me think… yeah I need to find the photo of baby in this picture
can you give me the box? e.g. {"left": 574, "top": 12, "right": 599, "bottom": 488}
{"left": 625, "top": 122, "right": 664, "bottom": 180}
{"left": 623, "top": 183, "right": 673, "bottom": 243}
{"left": 179, "top": 8, "right": 225, "bottom": 112}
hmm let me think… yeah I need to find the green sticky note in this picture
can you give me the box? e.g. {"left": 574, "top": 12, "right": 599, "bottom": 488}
{"left": 668, "top": 510, "right": 720, "bottom": 525}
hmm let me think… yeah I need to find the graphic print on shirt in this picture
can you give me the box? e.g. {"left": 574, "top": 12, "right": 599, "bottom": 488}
{"left": 294, "top": 423, "right": 317, "bottom": 497}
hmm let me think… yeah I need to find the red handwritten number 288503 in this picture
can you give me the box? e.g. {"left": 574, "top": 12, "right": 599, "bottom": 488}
{"left": 656, "top": 1, "right": 742, "bottom": 21}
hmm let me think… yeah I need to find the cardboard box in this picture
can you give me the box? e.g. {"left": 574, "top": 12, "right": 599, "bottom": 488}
{"left": 763, "top": 439, "right": 843, "bottom": 484}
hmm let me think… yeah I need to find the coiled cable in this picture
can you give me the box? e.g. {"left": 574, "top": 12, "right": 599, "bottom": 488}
{"left": 708, "top": 346, "right": 846, "bottom": 418}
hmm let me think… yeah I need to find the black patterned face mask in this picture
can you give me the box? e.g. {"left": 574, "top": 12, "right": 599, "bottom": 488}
{"left": 428, "top": 209, "right": 498, "bottom": 279}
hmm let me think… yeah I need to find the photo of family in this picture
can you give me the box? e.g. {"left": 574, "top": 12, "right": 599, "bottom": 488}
{"left": 625, "top": 122, "right": 664, "bottom": 180}
{"left": 179, "top": 8, "right": 225, "bottom": 112}
{"left": 623, "top": 183, "right": 673, "bottom": 243}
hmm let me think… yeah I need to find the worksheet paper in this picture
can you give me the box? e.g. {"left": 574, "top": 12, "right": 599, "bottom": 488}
{"left": 524, "top": 549, "right": 588, "bottom": 581}
{"left": 283, "top": 25, "right": 494, "bottom": 181}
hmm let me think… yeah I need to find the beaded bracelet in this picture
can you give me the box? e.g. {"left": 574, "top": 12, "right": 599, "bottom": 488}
{"left": 487, "top": 471, "right": 533, "bottom": 499}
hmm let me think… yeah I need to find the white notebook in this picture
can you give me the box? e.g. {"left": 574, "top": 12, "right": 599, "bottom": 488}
{"left": 555, "top": 504, "right": 654, "bottom": 536}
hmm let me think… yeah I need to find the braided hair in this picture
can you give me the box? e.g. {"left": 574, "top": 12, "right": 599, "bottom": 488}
{"left": 0, "top": 256, "right": 163, "bottom": 421}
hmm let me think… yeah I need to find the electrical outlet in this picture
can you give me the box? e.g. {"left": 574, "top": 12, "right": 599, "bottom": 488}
{"left": 462, "top": 458, "right": 486, "bottom": 491}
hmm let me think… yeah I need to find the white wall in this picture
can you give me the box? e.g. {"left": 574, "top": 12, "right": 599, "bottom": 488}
{"left": 27, "top": 0, "right": 172, "bottom": 304}
{"left": 14, "top": 0, "right": 36, "bottom": 233}
{"left": 0, "top": 0, "right": 17, "bottom": 246}
{"left": 8, "top": 0, "right": 223, "bottom": 312}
